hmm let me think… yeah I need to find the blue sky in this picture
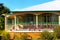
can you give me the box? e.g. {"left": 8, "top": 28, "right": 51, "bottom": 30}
{"left": 0, "top": 0, "right": 53, "bottom": 11}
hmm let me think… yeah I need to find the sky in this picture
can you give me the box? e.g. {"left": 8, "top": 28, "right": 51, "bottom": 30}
{"left": 0, "top": 0, "right": 53, "bottom": 11}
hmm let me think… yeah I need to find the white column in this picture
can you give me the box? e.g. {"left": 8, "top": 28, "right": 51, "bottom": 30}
{"left": 14, "top": 15, "right": 16, "bottom": 30}
{"left": 36, "top": 14, "right": 38, "bottom": 28}
{"left": 5, "top": 16, "right": 7, "bottom": 30}
{"left": 59, "top": 16, "right": 60, "bottom": 25}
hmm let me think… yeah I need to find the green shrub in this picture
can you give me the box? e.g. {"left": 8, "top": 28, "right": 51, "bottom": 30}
{"left": 54, "top": 25, "right": 60, "bottom": 39}
{"left": 0, "top": 30, "right": 10, "bottom": 40}
{"left": 52, "top": 32, "right": 58, "bottom": 40}
{"left": 20, "top": 33, "right": 28, "bottom": 40}
{"left": 40, "top": 30, "right": 53, "bottom": 40}
{"left": 14, "top": 36, "right": 20, "bottom": 40}
{"left": 2, "top": 33, "right": 10, "bottom": 40}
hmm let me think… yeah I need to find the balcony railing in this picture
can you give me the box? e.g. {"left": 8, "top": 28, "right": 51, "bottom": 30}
{"left": 6, "top": 22, "right": 58, "bottom": 32}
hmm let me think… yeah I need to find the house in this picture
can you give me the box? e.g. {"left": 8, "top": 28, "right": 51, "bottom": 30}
{"left": 3, "top": 0, "right": 60, "bottom": 32}
{"left": 2, "top": 0, "right": 60, "bottom": 39}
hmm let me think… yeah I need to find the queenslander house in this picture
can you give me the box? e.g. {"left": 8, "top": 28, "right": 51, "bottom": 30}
{"left": 3, "top": 0, "right": 60, "bottom": 32}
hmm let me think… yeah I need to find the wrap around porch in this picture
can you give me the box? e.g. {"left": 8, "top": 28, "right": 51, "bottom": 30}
{"left": 4, "top": 12, "right": 60, "bottom": 32}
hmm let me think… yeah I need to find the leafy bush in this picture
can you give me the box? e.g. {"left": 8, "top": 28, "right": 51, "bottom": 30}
{"left": 14, "top": 36, "right": 20, "bottom": 40}
{"left": 0, "top": 30, "right": 10, "bottom": 40}
{"left": 54, "top": 25, "right": 60, "bottom": 39}
{"left": 2, "top": 33, "right": 10, "bottom": 40}
{"left": 20, "top": 33, "right": 28, "bottom": 40}
{"left": 40, "top": 30, "right": 54, "bottom": 40}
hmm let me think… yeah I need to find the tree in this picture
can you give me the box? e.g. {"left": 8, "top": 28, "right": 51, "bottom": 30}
{"left": 0, "top": 3, "right": 10, "bottom": 30}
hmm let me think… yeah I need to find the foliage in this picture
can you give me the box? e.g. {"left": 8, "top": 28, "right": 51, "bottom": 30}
{"left": 14, "top": 36, "right": 20, "bottom": 40}
{"left": 0, "top": 4, "right": 10, "bottom": 14}
{"left": 0, "top": 15, "right": 5, "bottom": 30}
{"left": 20, "top": 33, "right": 28, "bottom": 40}
{"left": 14, "top": 33, "right": 32, "bottom": 40}
{"left": 40, "top": 30, "right": 54, "bottom": 40}
{"left": 0, "top": 30, "right": 10, "bottom": 40}
{"left": 54, "top": 25, "right": 60, "bottom": 39}
{"left": 0, "top": 4, "right": 10, "bottom": 30}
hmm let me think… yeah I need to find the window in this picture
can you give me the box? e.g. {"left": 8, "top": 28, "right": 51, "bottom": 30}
{"left": 8, "top": 18, "right": 12, "bottom": 25}
{"left": 43, "top": 16, "right": 46, "bottom": 22}
{"left": 23, "top": 14, "right": 34, "bottom": 24}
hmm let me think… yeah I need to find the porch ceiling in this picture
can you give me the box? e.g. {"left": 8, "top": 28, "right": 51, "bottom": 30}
{"left": 7, "top": 15, "right": 14, "bottom": 19}
{"left": 13, "top": 11, "right": 60, "bottom": 15}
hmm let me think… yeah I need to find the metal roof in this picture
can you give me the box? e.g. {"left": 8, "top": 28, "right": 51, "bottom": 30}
{"left": 13, "top": 0, "right": 60, "bottom": 11}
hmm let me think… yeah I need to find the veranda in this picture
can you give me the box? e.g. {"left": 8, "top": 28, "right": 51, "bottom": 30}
{"left": 3, "top": 11, "right": 60, "bottom": 32}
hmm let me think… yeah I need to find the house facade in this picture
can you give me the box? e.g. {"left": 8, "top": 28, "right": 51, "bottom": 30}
{"left": 3, "top": 0, "right": 60, "bottom": 32}
{"left": 3, "top": 11, "right": 60, "bottom": 32}
{"left": 2, "top": 0, "right": 60, "bottom": 39}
